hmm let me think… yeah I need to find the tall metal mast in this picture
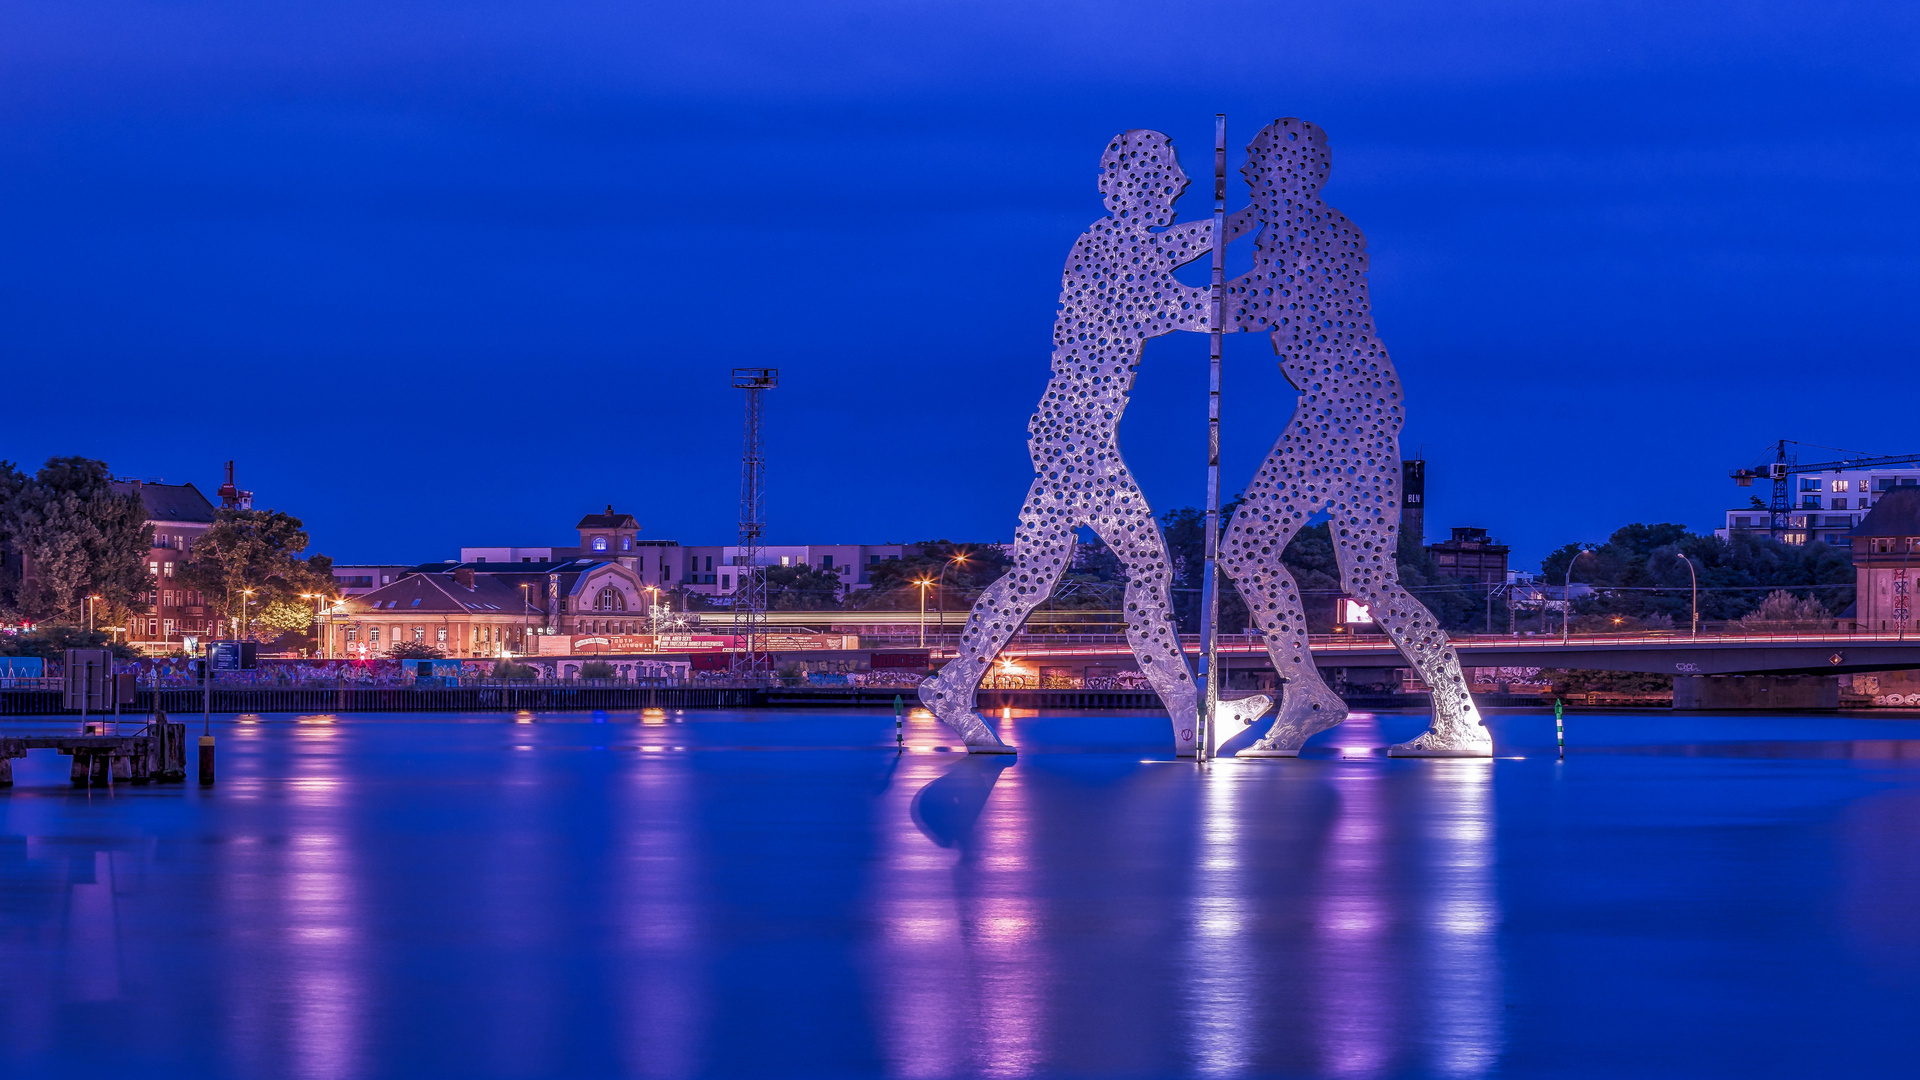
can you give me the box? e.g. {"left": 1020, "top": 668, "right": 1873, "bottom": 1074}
{"left": 1194, "top": 114, "right": 1227, "bottom": 763}
{"left": 731, "top": 368, "right": 778, "bottom": 679}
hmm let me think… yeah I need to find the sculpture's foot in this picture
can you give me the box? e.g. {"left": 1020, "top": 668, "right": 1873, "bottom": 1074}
{"left": 1387, "top": 725, "right": 1493, "bottom": 758}
{"left": 1247, "top": 680, "right": 1348, "bottom": 754}
{"left": 1214, "top": 692, "right": 1275, "bottom": 750}
{"left": 918, "top": 672, "right": 1014, "bottom": 754}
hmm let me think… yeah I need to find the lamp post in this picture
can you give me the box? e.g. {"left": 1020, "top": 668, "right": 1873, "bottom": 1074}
{"left": 644, "top": 586, "right": 660, "bottom": 636}
{"left": 1562, "top": 549, "right": 1592, "bottom": 645}
{"left": 86, "top": 595, "right": 101, "bottom": 635}
{"left": 914, "top": 578, "right": 934, "bottom": 649}
{"left": 1666, "top": 551, "right": 1699, "bottom": 638}
{"left": 239, "top": 588, "right": 255, "bottom": 642}
{"left": 301, "top": 593, "right": 327, "bottom": 658}
{"left": 520, "top": 583, "right": 531, "bottom": 654}
{"left": 934, "top": 552, "right": 969, "bottom": 638}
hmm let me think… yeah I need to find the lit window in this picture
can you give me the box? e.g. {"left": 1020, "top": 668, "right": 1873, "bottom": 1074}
{"left": 413, "top": 627, "right": 424, "bottom": 643}
{"left": 437, "top": 627, "right": 447, "bottom": 644}
{"left": 1833, "top": 479, "right": 1851, "bottom": 492}
{"left": 591, "top": 536, "right": 608, "bottom": 551}
{"left": 621, "top": 537, "right": 631, "bottom": 551}
{"left": 163, "top": 561, "right": 174, "bottom": 577}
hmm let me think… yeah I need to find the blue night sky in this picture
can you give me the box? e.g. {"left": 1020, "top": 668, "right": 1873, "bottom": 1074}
{"left": 3, "top": 2, "right": 1917, "bottom": 568}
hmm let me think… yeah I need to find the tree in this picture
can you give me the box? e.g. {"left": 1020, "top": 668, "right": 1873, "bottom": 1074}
{"left": 1542, "top": 523, "right": 1852, "bottom": 626}
{"left": 1735, "top": 589, "right": 1834, "bottom": 631}
{"left": 579, "top": 659, "right": 615, "bottom": 679}
{"left": 174, "top": 508, "right": 335, "bottom": 640}
{"left": 848, "top": 542, "right": 1012, "bottom": 612}
{"left": 0, "top": 624, "right": 139, "bottom": 660}
{"left": 763, "top": 564, "right": 844, "bottom": 610}
{"left": 0, "top": 457, "right": 152, "bottom": 623}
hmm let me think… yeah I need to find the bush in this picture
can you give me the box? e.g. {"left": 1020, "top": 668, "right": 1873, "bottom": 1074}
{"left": 579, "top": 660, "right": 616, "bottom": 680}
{"left": 492, "top": 659, "right": 537, "bottom": 680}
{"left": 387, "top": 640, "right": 447, "bottom": 660}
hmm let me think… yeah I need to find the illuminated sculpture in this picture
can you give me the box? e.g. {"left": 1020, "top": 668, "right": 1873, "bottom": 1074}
{"left": 1223, "top": 119, "right": 1491, "bottom": 757}
{"left": 917, "top": 131, "right": 1274, "bottom": 754}
{"left": 921, "top": 119, "right": 1488, "bottom": 759}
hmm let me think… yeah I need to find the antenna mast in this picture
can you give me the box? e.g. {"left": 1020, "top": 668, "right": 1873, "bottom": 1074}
{"left": 1195, "top": 113, "right": 1227, "bottom": 762}
{"left": 731, "top": 368, "right": 778, "bottom": 679}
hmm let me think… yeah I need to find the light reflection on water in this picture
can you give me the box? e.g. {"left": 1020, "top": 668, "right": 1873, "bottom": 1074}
{"left": 1, "top": 708, "right": 1919, "bottom": 1077}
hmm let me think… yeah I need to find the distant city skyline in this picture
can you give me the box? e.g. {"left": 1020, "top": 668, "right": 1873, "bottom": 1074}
{"left": 4, "top": 1, "right": 1917, "bottom": 568}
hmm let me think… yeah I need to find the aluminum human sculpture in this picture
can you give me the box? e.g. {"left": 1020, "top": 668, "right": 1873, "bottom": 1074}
{"left": 1222, "top": 118, "right": 1491, "bottom": 757}
{"left": 917, "top": 130, "right": 1274, "bottom": 755}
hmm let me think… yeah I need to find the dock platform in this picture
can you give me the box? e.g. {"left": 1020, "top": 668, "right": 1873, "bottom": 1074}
{"left": 0, "top": 722, "right": 190, "bottom": 786}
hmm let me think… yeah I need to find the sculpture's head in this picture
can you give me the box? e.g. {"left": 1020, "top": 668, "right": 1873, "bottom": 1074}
{"left": 1242, "top": 118, "right": 1331, "bottom": 208}
{"left": 1099, "top": 130, "right": 1188, "bottom": 225}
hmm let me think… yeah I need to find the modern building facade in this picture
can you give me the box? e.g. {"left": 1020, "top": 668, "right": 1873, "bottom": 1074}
{"left": 331, "top": 565, "right": 414, "bottom": 597}
{"left": 1721, "top": 466, "right": 1920, "bottom": 546}
{"left": 460, "top": 507, "right": 913, "bottom": 603}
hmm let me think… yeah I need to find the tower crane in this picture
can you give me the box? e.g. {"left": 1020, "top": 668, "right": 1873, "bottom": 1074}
{"left": 1731, "top": 439, "right": 1920, "bottom": 540}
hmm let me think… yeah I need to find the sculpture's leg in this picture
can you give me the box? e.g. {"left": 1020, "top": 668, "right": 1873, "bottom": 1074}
{"left": 918, "top": 479, "right": 1076, "bottom": 754}
{"left": 1091, "top": 502, "right": 1224, "bottom": 756}
{"left": 1330, "top": 510, "right": 1491, "bottom": 757}
{"left": 1217, "top": 442, "right": 1345, "bottom": 757}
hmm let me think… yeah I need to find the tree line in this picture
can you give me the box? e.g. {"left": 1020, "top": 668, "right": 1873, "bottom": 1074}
{"left": 0, "top": 456, "right": 333, "bottom": 658}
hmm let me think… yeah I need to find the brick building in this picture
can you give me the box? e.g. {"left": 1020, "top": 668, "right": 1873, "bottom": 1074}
{"left": 1427, "top": 527, "right": 1509, "bottom": 587}
{"left": 110, "top": 480, "right": 222, "bottom": 650}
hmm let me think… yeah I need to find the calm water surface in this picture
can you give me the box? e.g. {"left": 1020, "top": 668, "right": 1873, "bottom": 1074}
{"left": 3, "top": 707, "right": 1920, "bottom": 1079}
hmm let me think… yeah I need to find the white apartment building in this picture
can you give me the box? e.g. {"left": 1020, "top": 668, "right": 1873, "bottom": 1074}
{"left": 1720, "top": 466, "right": 1920, "bottom": 546}
{"left": 458, "top": 541, "right": 914, "bottom": 599}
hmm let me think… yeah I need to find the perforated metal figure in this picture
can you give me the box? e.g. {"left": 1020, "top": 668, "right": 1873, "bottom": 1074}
{"left": 1221, "top": 118, "right": 1491, "bottom": 757}
{"left": 918, "top": 130, "right": 1274, "bottom": 755}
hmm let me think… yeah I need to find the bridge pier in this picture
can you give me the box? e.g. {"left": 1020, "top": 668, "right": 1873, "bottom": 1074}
{"left": 1674, "top": 675, "right": 1839, "bottom": 711}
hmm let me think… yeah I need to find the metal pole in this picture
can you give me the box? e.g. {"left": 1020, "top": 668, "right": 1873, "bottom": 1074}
{"left": 1561, "top": 550, "right": 1587, "bottom": 645}
{"left": 918, "top": 583, "right": 927, "bottom": 650}
{"left": 1194, "top": 112, "right": 1228, "bottom": 763}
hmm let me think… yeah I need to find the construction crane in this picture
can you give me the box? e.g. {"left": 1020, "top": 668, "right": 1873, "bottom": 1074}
{"left": 1732, "top": 439, "right": 1920, "bottom": 540}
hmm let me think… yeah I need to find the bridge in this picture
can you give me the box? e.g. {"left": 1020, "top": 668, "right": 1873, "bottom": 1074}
{"left": 903, "top": 631, "right": 1920, "bottom": 679}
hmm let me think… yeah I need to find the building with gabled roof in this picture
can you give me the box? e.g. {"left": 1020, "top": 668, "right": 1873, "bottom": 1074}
{"left": 328, "top": 558, "right": 653, "bottom": 658}
{"left": 111, "top": 479, "right": 222, "bottom": 651}
{"left": 1849, "top": 486, "right": 1920, "bottom": 632}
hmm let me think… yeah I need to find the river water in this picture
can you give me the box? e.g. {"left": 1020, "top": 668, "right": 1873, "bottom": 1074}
{"left": 3, "top": 707, "right": 1919, "bottom": 1079}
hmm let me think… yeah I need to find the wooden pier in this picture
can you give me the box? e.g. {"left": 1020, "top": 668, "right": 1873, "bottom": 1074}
{"left": 0, "top": 722, "right": 190, "bottom": 786}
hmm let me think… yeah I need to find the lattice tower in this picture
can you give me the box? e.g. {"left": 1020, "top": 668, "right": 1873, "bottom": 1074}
{"left": 731, "top": 368, "right": 778, "bottom": 677}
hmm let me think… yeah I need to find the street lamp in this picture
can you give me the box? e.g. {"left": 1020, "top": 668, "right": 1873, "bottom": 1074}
{"left": 1562, "top": 549, "right": 1592, "bottom": 645}
{"left": 240, "top": 588, "right": 255, "bottom": 642}
{"left": 301, "top": 593, "right": 328, "bottom": 658}
{"left": 86, "top": 594, "right": 101, "bottom": 635}
{"left": 914, "top": 577, "right": 935, "bottom": 649}
{"left": 935, "top": 552, "right": 970, "bottom": 638}
{"left": 519, "top": 583, "right": 531, "bottom": 654}
{"left": 1665, "top": 551, "right": 1699, "bottom": 638}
